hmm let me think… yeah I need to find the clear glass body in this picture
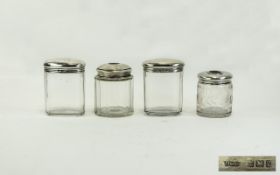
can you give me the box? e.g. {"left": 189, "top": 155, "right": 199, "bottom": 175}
{"left": 197, "top": 82, "right": 233, "bottom": 117}
{"left": 144, "top": 71, "right": 183, "bottom": 116}
{"left": 45, "top": 72, "right": 85, "bottom": 115}
{"left": 95, "top": 78, "right": 133, "bottom": 117}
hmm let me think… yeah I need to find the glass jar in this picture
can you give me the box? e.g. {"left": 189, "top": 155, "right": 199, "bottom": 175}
{"left": 197, "top": 70, "right": 233, "bottom": 118}
{"left": 44, "top": 58, "right": 85, "bottom": 115}
{"left": 143, "top": 58, "right": 185, "bottom": 116}
{"left": 95, "top": 63, "right": 133, "bottom": 117}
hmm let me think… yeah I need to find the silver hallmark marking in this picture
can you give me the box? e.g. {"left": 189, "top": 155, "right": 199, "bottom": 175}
{"left": 219, "top": 156, "right": 276, "bottom": 172}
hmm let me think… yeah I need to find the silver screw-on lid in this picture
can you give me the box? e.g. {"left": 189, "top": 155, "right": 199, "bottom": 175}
{"left": 96, "top": 63, "right": 132, "bottom": 81}
{"left": 143, "top": 58, "right": 185, "bottom": 72}
{"left": 198, "top": 70, "right": 233, "bottom": 84}
{"left": 44, "top": 58, "right": 85, "bottom": 73}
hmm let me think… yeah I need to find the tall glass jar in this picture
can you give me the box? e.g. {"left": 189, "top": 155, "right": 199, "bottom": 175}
{"left": 143, "top": 58, "right": 185, "bottom": 116}
{"left": 95, "top": 63, "right": 133, "bottom": 117}
{"left": 44, "top": 58, "right": 85, "bottom": 115}
{"left": 197, "top": 70, "right": 233, "bottom": 118}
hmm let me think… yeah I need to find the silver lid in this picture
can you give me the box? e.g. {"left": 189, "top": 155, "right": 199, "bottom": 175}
{"left": 44, "top": 58, "right": 85, "bottom": 73}
{"left": 143, "top": 58, "right": 185, "bottom": 72}
{"left": 198, "top": 70, "right": 233, "bottom": 84}
{"left": 96, "top": 63, "right": 132, "bottom": 81}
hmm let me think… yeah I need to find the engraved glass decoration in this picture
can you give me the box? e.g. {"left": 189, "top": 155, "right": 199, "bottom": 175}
{"left": 197, "top": 70, "right": 233, "bottom": 117}
{"left": 95, "top": 63, "right": 133, "bottom": 117}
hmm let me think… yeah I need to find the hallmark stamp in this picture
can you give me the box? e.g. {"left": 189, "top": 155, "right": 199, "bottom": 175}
{"left": 219, "top": 156, "right": 276, "bottom": 171}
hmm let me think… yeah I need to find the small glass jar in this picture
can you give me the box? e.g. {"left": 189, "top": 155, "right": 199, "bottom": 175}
{"left": 44, "top": 58, "right": 85, "bottom": 115}
{"left": 143, "top": 58, "right": 185, "bottom": 116}
{"left": 95, "top": 63, "right": 133, "bottom": 117}
{"left": 197, "top": 70, "right": 233, "bottom": 118}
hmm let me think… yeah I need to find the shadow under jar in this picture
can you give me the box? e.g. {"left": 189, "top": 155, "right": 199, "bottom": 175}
{"left": 143, "top": 58, "right": 185, "bottom": 116}
{"left": 197, "top": 70, "right": 233, "bottom": 118}
{"left": 44, "top": 58, "right": 85, "bottom": 115}
{"left": 95, "top": 63, "right": 133, "bottom": 117}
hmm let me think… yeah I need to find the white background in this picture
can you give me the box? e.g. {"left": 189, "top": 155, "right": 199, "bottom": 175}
{"left": 0, "top": 0, "right": 280, "bottom": 174}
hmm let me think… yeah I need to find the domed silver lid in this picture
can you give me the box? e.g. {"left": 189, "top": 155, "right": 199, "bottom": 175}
{"left": 143, "top": 58, "right": 185, "bottom": 72}
{"left": 96, "top": 63, "right": 132, "bottom": 81}
{"left": 198, "top": 70, "right": 233, "bottom": 84}
{"left": 44, "top": 58, "right": 85, "bottom": 73}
